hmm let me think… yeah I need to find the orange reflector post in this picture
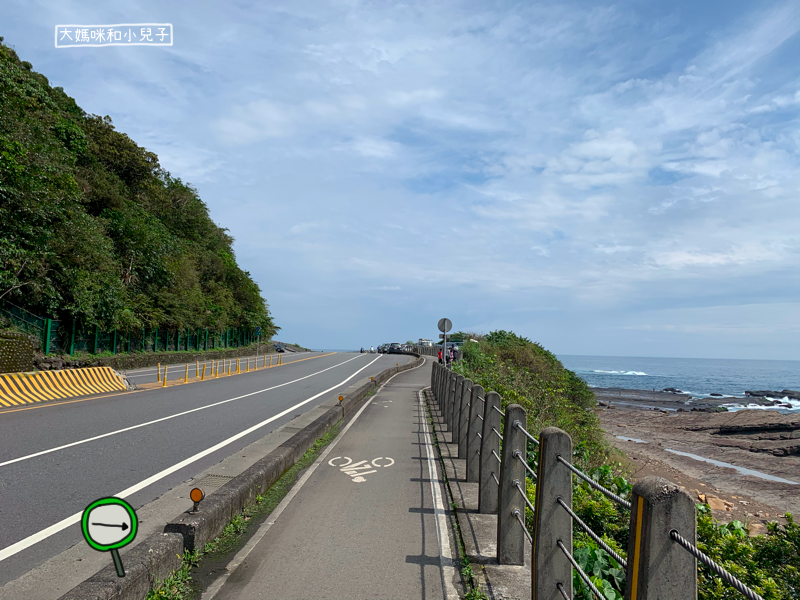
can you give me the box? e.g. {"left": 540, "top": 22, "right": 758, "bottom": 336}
{"left": 163, "top": 366, "right": 168, "bottom": 387}
{"left": 157, "top": 363, "right": 161, "bottom": 382}
{"left": 201, "top": 364, "right": 206, "bottom": 381}
{"left": 190, "top": 487, "right": 205, "bottom": 512}
{"left": 338, "top": 395, "right": 344, "bottom": 402}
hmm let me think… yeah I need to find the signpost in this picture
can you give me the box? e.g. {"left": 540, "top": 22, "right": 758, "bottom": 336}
{"left": 81, "top": 497, "right": 138, "bottom": 577}
{"left": 437, "top": 318, "right": 452, "bottom": 368}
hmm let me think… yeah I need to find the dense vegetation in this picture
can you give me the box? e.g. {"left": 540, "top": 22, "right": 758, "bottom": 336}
{"left": 452, "top": 330, "right": 604, "bottom": 464}
{"left": 454, "top": 331, "right": 799, "bottom": 600}
{"left": 0, "top": 40, "right": 277, "bottom": 338}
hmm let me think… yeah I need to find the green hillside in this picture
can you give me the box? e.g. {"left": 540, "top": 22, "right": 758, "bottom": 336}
{"left": 0, "top": 39, "right": 277, "bottom": 342}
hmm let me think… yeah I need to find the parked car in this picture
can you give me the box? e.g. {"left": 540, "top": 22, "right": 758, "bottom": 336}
{"left": 274, "top": 343, "right": 285, "bottom": 352}
{"left": 388, "top": 343, "right": 402, "bottom": 354}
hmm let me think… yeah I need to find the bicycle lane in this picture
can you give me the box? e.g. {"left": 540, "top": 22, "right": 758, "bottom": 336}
{"left": 203, "top": 357, "right": 460, "bottom": 600}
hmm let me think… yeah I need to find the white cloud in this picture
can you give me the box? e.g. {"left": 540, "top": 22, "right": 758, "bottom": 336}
{"left": 214, "top": 100, "right": 293, "bottom": 144}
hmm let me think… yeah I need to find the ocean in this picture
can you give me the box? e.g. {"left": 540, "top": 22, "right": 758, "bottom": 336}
{"left": 558, "top": 355, "right": 800, "bottom": 413}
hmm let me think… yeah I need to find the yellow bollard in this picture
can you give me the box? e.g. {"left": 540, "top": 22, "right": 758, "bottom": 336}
{"left": 162, "top": 365, "right": 168, "bottom": 387}
{"left": 236, "top": 358, "right": 240, "bottom": 374}
{"left": 215, "top": 360, "right": 219, "bottom": 378}
{"left": 184, "top": 364, "right": 189, "bottom": 382}
{"left": 157, "top": 363, "right": 161, "bottom": 382}
{"left": 227, "top": 360, "right": 231, "bottom": 376}
{"left": 246, "top": 357, "right": 250, "bottom": 373}
{"left": 263, "top": 355, "right": 266, "bottom": 368}
{"left": 196, "top": 361, "right": 199, "bottom": 378}
{"left": 269, "top": 355, "right": 272, "bottom": 367}
{"left": 201, "top": 364, "right": 206, "bottom": 381}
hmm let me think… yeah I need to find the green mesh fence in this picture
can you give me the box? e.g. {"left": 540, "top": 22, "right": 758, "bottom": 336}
{"left": 0, "top": 301, "right": 258, "bottom": 356}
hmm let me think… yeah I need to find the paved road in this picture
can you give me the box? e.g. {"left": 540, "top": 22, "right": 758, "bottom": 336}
{"left": 203, "top": 357, "right": 458, "bottom": 600}
{"left": 0, "top": 352, "right": 412, "bottom": 586}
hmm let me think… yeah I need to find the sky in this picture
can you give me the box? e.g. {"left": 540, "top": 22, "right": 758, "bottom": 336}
{"left": 3, "top": 0, "right": 799, "bottom": 359}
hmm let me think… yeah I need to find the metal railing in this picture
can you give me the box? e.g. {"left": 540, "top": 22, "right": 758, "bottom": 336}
{"left": 429, "top": 361, "right": 764, "bottom": 600}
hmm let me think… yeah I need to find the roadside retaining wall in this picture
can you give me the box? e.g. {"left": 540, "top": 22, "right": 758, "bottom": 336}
{"left": 58, "top": 353, "right": 424, "bottom": 600}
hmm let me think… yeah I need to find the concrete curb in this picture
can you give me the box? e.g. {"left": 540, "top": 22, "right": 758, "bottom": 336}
{"left": 57, "top": 354, "right": 423, "bottom": 600}
{"left": 57, "top": 533, "right": 183, "bottom": 600}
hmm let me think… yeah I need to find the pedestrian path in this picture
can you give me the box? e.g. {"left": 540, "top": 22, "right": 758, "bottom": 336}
{"left": 202, "top": 357, "right": 460, "bottom": 600}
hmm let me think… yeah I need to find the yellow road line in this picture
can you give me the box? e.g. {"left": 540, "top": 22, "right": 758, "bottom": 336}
{"left": 0, "top": 390, "right": 140, "bottom": 415}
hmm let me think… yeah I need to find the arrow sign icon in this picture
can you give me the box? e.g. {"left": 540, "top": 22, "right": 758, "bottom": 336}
{"left": 82, "top": 497, "right": 138, "bottom": 577}
{"left": 91, "top": 522, "right": 129, "bottom": 530}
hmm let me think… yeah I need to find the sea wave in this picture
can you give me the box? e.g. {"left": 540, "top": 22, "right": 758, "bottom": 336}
{"left": 722, "top": 397, "right": 800, "bottom": 413}
{"left": 592, "top": 370, "right": 648, "bottom": 376}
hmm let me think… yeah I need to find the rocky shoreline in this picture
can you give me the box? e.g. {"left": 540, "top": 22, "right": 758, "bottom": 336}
{"left": 593, "top": 386, "right": 797, "bottom": 412}
{"left": 594, "top": 386, "right": 800, "bottom": 528}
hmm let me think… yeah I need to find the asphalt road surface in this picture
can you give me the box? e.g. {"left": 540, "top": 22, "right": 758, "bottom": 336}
{"left": 0, "top": 352, "right": 412, "bottom": 586}
{"left": 203, "top": 357, "right": 457, "bottom": 600}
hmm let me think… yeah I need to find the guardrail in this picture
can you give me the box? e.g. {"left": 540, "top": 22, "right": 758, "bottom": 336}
{"left": 430, "top": 361, "right": 764, "bottom": 600}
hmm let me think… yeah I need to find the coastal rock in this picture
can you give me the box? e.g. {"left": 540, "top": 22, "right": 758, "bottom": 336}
{"left": 710, "top": 393, "right": 723, "bottom": 397}
{"left": 746, "top": 390, "right": 800, "bottom": 400}
{"left": 663, "top": 387, "right": 682, "bottom": 393}
{"left": 705, "top": 495, "right": 728, "bottom": 511}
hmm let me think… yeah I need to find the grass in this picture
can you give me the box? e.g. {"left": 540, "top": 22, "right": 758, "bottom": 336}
{"left": 146, "top": 425, "right": 341, "bottom": 600}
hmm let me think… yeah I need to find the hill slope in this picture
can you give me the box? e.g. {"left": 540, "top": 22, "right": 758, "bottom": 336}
{"left": 0, "top": 40, "right": 277, "bottom": 340}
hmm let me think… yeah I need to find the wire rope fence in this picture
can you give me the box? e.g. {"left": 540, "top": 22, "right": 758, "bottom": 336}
{"left": 428, "top": 359, "right": 766, "bottom": 600}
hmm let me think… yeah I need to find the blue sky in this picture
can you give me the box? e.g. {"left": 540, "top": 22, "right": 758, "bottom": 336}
{"left": 4, "top": 0, "right": 799, "bottom": 359}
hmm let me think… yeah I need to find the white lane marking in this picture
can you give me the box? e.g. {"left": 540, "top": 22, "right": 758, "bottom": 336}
{"left": 0, "top": 354, "right": 370, "bottom": 468}
{"left": 418, "top": 387, "right": 459, "bottom": 600}
{"left": 333, "top": 457, "right": 397, "bottom": 482}
{"left": 0, "top": 355, "right": 385, "bottom": 564}
{"left": 201, "top": 355, "right": 426, "bottom": 600}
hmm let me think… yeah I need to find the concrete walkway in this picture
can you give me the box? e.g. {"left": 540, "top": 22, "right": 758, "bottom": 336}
{"left": 203, "top": 357, "right": 460, "bottom": 600}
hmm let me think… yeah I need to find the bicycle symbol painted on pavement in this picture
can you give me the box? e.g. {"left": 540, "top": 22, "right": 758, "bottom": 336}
{"left": 328, "top": 456, "right": 394, "bottom": 483}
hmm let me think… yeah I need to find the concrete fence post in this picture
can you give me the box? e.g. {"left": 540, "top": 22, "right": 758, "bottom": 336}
{"left": 436, "top": 364, "right": 444, "bottom": 416}
{"left": 430, "top": 360, "right": 436, "bottom": 391}
{"left": 532, "top": 427, "right": 573, "bottom": 599}
{"left": 438, "top": 366, "right": 447, "bottom": 414}
{"left": 444, "top": 372, "right": 456, "bottom": 434}
{"left": 457, "top": 378, "right": 472, "bottom": 459}
{"left": 439, "top": 366, "right": 447, "bottom": 413}
{"left": 479, "top": 391, "right": 502, "bottom": 514}
{"left": 466, "top": 384, "right": 484, "bottom": 482}
{"left": 624, "top": 477, "right": 697, "bottom": 600}
{"left": 450, "top": 375, "right": 464, "bottom": 438}
{"left": 498, "top": 403, "right": 527, "bottom": 565}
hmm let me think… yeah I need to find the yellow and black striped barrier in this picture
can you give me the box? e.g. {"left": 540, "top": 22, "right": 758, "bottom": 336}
{"left": 0, "top": 367, "right": 127, "bottom": 407}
